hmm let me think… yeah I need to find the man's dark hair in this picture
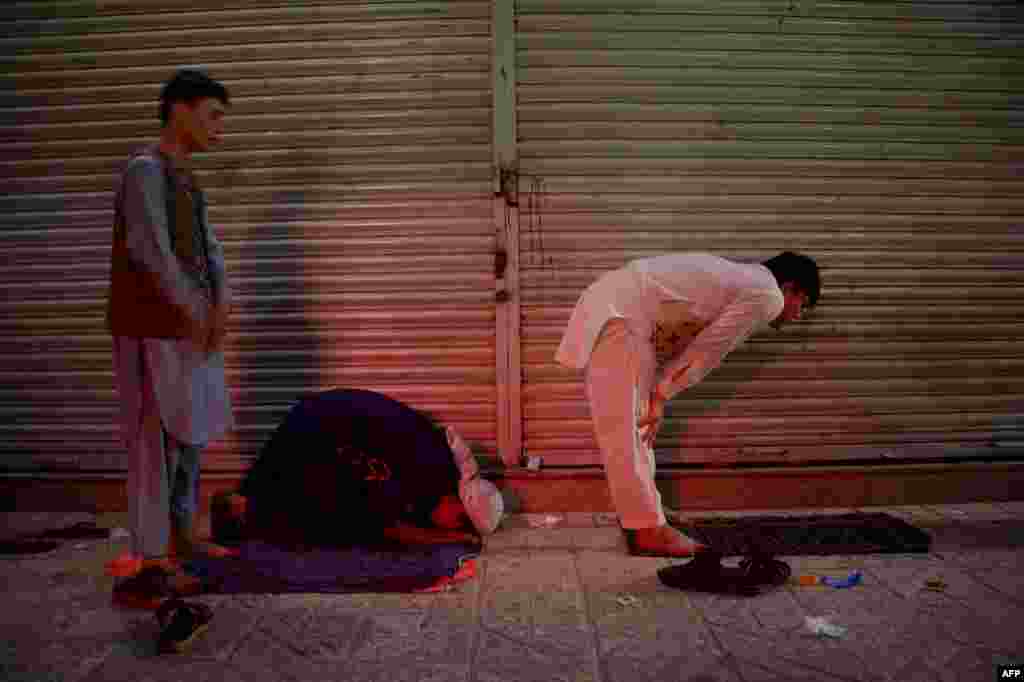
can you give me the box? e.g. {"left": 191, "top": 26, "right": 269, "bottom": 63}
{"left": 160, "top": 69, "right": 229, "bottom": 126}
{"left": 762, "top": 251, "right": 821, "bottom": 306}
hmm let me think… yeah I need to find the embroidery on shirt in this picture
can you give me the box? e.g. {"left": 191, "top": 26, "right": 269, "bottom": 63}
{"left": 364, "top": 458, "right": 392, "bottom": 482}
{"left": 337, "top": 445, "right": 393, "bottom": 482}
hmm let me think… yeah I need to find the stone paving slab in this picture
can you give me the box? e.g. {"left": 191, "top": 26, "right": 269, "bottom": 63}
{"left": 864, "top": 505, "right": 949, "bottom": 526}
{"left": 923, "top": 502, "right": 1015, "bottom": 521}
{"left": 713, "top": 624, "right": 873, "bottom": 682}
{"left": 474, "top": 629, "right": 596, "bottom": 682}
{"left": 3, "top": 505, "right": 1023, "bottom": 682}
{"left": 3, "top": 628, "right": 116, "bottom": 682}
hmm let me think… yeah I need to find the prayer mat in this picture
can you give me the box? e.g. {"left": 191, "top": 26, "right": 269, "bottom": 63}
{"left": 670, "top": 512, "right": 931, "bottom": 557}
{"left": 0, "top": 538, "right": 61, "bottom": 555}
{"left": 0, "top": 521, "right": 109, "bottom": 555}
{"left": 183, "top": 540, "right": 480, "bottom": 594}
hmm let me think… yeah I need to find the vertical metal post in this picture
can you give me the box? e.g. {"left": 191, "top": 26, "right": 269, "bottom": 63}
{"left": 493, "top": 0, "right": 521, "bottom": 467}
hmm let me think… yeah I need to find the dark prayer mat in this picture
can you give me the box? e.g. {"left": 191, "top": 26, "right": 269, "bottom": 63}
{"left": 671, "top": 512, "right": 932, "bottom": 557}
{"left": 0, "top": 538, "right": 61, "bottom": 555}
{"left": 0, "top": 521, "right": 109, "bottom": 555}
{"left": 37, "top": 521, "right": 110, "bottom": 540}
{"left": 183, "top": 540, "right": 480, "bottom": 594}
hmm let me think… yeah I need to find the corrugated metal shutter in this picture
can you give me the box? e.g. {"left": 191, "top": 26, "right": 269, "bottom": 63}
{"left": 516, "top": 0, "right": 1024, "bottom": 465}
{"left": 0, "top": 0, "right": 496, "bottom": 471}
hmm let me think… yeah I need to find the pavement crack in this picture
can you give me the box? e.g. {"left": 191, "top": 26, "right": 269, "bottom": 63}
{"left": 466, "top": 554, "right": 489, "bottom": 681}
{"left": 573, "top": 553, "right": 606, "bottom": 682}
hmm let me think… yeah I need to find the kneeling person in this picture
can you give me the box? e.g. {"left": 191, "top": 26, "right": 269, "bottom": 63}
{"left": 211, "top": 388, "right": 503, "bottom": 549}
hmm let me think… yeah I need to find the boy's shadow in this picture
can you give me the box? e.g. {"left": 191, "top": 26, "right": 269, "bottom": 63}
{"left": 232, "top": 148, "right": 333, "bottom": 467}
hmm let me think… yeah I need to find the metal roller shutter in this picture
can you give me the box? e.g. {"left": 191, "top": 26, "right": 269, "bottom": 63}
{"left": 0, "top": 0, "right": 497, "bottom": 472}
{"left": 516, "top": 0, "right": 1024, "bottom": 466}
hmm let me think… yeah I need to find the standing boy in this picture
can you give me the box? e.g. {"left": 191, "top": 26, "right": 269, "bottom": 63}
{"left": 107, "top": 69, "right": 233, "bottom": 586}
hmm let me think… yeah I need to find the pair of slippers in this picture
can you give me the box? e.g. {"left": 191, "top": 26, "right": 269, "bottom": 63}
{"left": 658, "top": 550, "right": 792, "bottom": 597}
{"left": 0, "top": 520, "right": 110, "bottom": 555}
{"left": 619, "top": 523, "right": 791, "bottom": 597}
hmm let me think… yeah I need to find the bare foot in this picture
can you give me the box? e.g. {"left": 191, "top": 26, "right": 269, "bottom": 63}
{"left": 141, "top": 556, "right": 182, "bottom": 573}
{"left": 167, "top": 570, "right": 203, "bottom": 596}
{"left": 196, "top": 541, "right": 239, "bottom": 559}
{"left": 629, "top": 525, "right": 706, "bottom": 557}
{"left": 228, "top": 494, "right": 248, "bottom": 517}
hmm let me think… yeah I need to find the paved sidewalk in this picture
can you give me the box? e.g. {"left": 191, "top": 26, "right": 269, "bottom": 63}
{"left": 2, "top": 503, "right": 1022, "bottom": 682}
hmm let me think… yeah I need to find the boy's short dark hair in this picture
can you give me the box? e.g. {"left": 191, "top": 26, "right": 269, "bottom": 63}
{"left": 160, "top": 69, "right": 229, "bottom": 126}
{"left": 762, "top": 251, "right": 821, "bottom": 306}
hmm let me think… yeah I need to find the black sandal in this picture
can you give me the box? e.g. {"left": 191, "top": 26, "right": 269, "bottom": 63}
{"left": 658, "top": 550, "right": 791, "bottom": 597}
{"left": 0, "top": 538, "right": 61, "bottom": 555}
{"left": 736, "top": 553, "right": 792, "bottom": 586}
{"left": 0, "top": 521, "right": 109, "bottom": 556}
{"left": 156, "top": 599, "right": 213, "bottom": 654}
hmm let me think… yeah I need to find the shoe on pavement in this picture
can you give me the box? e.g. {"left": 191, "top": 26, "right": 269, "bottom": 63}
{"left": 156, "top": 599, "right": 213, "bottom": 654}
{"left": 658, "top": 551, "right": 791, "bottom": 597}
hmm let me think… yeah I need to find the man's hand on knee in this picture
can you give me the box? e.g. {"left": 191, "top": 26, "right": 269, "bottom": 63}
{"left": 638, "top": 388, "right": 667, "bottom": 448}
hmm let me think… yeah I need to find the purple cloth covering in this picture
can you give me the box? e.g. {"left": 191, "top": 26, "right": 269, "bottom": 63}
{"left": 184, "top": 540, "right": 479, "bottom": 594}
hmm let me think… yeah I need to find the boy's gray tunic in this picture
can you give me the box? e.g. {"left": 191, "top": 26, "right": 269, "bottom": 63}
{"left": 111, "top": 146, "right": 232, "bottom": 558}
{"left": 113, "top": 147, "right": 233, "bottom": 449}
